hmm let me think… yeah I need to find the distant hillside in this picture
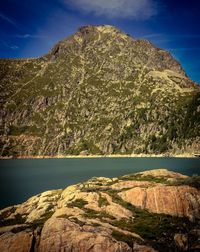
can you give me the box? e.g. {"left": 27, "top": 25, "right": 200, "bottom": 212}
{"left": 0, "top": 25, "right": 199, "bottom": 157}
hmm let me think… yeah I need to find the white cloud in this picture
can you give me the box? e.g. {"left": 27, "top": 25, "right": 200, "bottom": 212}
{"left": 0, "top": 39, "right": 19, "bottom": 50}
{"left": 66, "top": 0, "right": 157, "bottom": 19}
{"left": 10, "top": 45, "right": 19, "bottom": 50}
{"left": 0, "top": 12, "right": 19, "bottom": 29}
{"left": 15, "top": 34, "right": 47, "bottom": 39}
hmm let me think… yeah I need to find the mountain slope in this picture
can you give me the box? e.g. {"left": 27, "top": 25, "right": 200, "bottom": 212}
{"left": 0, "top": 25, "right": 199, "bottom": 157}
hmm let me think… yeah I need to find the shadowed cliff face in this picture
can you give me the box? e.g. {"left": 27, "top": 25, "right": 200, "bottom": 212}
{"left": 0, "top": 25, "right": 200, "bottom": 157}
{"left": 0, "top": 169, "right": 200, "bottom": 251}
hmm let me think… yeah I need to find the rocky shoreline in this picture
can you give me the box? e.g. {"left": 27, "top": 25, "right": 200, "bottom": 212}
{"left": 0, "top": 153, "right": 198, "bottom": 159}
{"left": 0, "top": 169, "right": 199, "bottom": 251}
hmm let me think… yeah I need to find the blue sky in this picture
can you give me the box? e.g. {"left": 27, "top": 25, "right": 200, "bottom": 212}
{"left": 0, "top": 0, "right": 199, "bottom": 83}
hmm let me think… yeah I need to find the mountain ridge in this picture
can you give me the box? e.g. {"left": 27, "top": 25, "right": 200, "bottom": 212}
{"left": 0, "top": 25, "right": 199, "bottom": 157}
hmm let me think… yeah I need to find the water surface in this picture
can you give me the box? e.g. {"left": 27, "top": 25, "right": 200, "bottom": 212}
{"left": 0, "top": 157, "right": 199, "bottom": 209}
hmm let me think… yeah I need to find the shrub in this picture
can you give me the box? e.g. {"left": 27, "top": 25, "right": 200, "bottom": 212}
{"left": 67, "top": 199, "right": 88, "bottom": 208}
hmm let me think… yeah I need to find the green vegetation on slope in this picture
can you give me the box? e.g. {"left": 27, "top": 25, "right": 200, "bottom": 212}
{"left": 0, "top": 25, "right": 199, "bottom": 157}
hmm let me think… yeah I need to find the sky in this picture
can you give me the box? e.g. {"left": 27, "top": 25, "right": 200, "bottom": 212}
{"left": 0, "top": 0, "right": 199, "bottom": 83}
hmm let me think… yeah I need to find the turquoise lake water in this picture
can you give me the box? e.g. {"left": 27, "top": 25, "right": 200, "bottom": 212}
{"left": 0, "top": 157, "right": 199, "bottom": 209}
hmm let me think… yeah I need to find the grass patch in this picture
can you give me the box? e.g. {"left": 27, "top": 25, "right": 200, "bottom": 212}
{"left": 172, "top": 175, "right": 200, "bottom": 189}
{"left": 84, "top": 208, "right": 115, "bottom": 221}
{"left": 112, "top": 230, "right": 138, "bottom": 248}
{"left": 30, "top": 211, "right": 54, "bottom": 229}
{"left": 119, "top": 174, "right": 169, "bottom": 184}
{"left": 57, "top": 214, "right": 102, "bottom": 227}
{"left": 106, "top": 190, "right": 135, "bottom": 212}
{"left": 83, "top": 208, "right": 99, "bottom": 219}
{"left": 56, "top": 214, "right": 85, "bottom": 226}
{"left": 106, "top": 190, "right": 193, "bottom": 240}
{"left": 81, "top": 187, "right": 105, "bottom": 193}
{"left": 0, "top": 213, "right": 25, "bottom": 227}
{"left": 0, "top": 207, "right": 16, "bottom": 220}
{"left": 98, "top": 195, "right": 109, "bottom": 207}
{"left": 67, "top": 199, "right": 88, "bottom": 209}
{"left": 70, "top": 217, "right": 85, "bottom": 226}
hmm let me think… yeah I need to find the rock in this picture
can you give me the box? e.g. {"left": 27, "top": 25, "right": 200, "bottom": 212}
{"left": 191, "top": 243, "right": 200, "bottom": 250}
{"left": 0, "top": 169, "right": 199, "bottom": 251}
{"left": 189, "top": 229, "right": 200, "bottom": 250}
{"left": 119, "top": 185, "right": 200, "bottom": 220}
{"left": 79, "top": 150, "right": 89, "bottom": 156}
{"left": 111, "top": 181, "right": 154, "bottom": 190}
{"left": 83, "top": 219, "right": 143, "bottom": 241}
{"left": 174, "top": 233, "right": 188, "bottom": 251}
{"left": 38, "top": 217, "right": 132, "bottom": 252}
{"left": 136, "top": 169, "right": 188, "bottom": 179}
{"left": 60, "top": 189, "right": 132, "bottom": 220}
{"left": 33, "top": 226, "right": 42, "bottom": 251}
{"left": 52, "top": 207, "right": 84, "bottom": 218}
{"left": 59, "top": 185, "right": 80, "bottom": 206}
{"left": 100, "top": 192, "right": 133, "bottom": 219}
{"left": 133, "top": 243, "right": 158, "bottom": 252}
{"left": 0, "top": 224, "right": 29, "bottom": 235}
{"left": 104, "top": 204, "right": 132, "bottom": 220}
{"left": 15, "top": 189, "right": 62, "bottom": 223}
{"left": 0, "top": 231, "right": 33, "bottom": 252}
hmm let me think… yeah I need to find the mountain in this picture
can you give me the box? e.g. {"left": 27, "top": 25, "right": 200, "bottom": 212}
{"left": 0, "top": 169, "right": 200, "bottom": 251}
{"left": 0, "top": 25, "right": 199, "bottom": 157}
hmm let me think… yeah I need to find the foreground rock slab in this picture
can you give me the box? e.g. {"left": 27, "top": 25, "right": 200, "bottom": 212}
{"left": 0, "top": 169, "right": 199, "bottom": 251}
{"left": 119, "top": 185, "right": 200, "bottom": 220}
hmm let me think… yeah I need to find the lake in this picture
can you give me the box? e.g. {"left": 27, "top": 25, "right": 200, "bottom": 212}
{"left": 0, "top": 157, "right": 199, "bottom": 209}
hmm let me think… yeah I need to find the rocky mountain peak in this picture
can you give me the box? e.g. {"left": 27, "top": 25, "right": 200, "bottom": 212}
{"left": 49, "top": 25, "right": 134, "bottom": 60}
{"left": 0, "top": 25, "right": 199, "bottom": 157}
{"left": 48, "top": 24, "right": 185, "bottom": 75}
{"left": 78, "top": 24, "right": 129, "bottom": 36}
